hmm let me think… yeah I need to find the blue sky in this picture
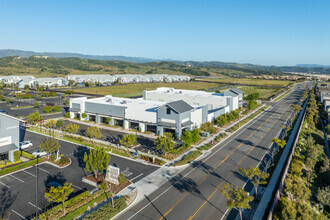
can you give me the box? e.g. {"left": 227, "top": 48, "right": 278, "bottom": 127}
{"left": 0, "top": 0, "right": 329, "bottom": 66}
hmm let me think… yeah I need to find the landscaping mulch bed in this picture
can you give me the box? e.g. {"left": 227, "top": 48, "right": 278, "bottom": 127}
{"left": 44, "top": 156, "right": 70, "bottom": 167}
{"left": 85, "top": 174, "right": 131, "bottom": 194}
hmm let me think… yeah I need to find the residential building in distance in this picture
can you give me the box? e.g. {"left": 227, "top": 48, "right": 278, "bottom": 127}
{"left": 69, "top": 87, "right": 243, "bottom": 138}
{"left": 0, "top": 113, "right": 23, "bottom": 162}
{"left": 18, "top": 77, "right": 67, "bottom": 88}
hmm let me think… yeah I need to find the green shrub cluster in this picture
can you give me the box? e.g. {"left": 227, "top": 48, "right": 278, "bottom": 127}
{"left": 59, "top": 156, "right": 70, "bottom": 165}
{"left": 15, "top": 93, "right": 34, "bottom": 99}
{"left": 200, "top": 122, "right": 217, "bottom": 134}
{"left": 84, "top": 197, "right": 127, "bottom": 220}
{"left": 0, "top": 158, "right": 40, "bottom": 176}
{"left": 216, "top": 109, "right": 240, "bottom": 127}
{"left": 174, "top": 150, "right": 202, "bottom": 166}
{"left": 118, "top": 173, "right": 125, "bottom": 185}
{"left": 14, "top": 150, "right": 21, "bottom": 161}
{"left": 21, "top": 151, "right": 35, "bottom": 159}
{"left": 41, "top": 92, "right": 57, "bottom": 97}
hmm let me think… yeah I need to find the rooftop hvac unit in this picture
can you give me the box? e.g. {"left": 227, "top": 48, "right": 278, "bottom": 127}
{"left": 122, "top": 100, "right": 127, "bottom": 104}
{"left": 179, "top": 91, "right": 182, "bottom": 94}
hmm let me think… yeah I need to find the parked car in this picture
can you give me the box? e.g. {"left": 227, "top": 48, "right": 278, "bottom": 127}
{"left": 0, "top": 110, "right": 8, "bottom": 114}
{"left": 19, "top": 141, "right": 33, "bottom": 149}
{"left": 32, "top": 149, "right": 47, "bottom": 157}
{"left": 45, "top": 182, "right": 62, "bottom": 192}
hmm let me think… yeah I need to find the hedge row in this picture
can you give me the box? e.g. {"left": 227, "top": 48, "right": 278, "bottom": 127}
{"left": 0, "top": 158, "right": 41, "bottom": 176}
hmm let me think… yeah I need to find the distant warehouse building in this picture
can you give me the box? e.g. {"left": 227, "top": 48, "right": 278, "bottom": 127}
{"left": 69, "top": 87, "right": 243, "bottom": 138}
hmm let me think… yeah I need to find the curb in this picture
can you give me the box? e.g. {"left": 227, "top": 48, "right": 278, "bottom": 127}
{"left": 43, "top": 157, "right": 72, "bottom": 169}
{"left": 112, "top": 187, "right": 139, "bottom": 220}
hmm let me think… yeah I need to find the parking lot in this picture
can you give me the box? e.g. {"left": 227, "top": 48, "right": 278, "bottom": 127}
{"left": 0, "top": 131, "right": 159, "bottom": 219}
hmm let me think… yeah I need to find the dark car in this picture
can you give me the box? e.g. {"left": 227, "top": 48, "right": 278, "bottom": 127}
{"left": 0, "top": 110, "right": 8, "bottom": 114}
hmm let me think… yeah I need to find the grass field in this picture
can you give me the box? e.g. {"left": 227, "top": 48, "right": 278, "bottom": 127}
{"left": 239, "top": 86, "right": 280, "bottom": 99}
{"left": 74, "top": 82, "right": 220, "bottom": 97}
{"left": 197, "top": 78, "right": 293, "bottom": 87}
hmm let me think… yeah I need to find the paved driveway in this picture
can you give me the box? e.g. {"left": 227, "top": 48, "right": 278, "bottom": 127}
{"left": 0, "top": 131, "right": 159, "bottom": 219}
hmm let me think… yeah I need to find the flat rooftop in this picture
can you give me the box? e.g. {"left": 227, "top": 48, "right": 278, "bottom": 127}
{"left": 146, "top": 87, "right": 226, "bottom": 98}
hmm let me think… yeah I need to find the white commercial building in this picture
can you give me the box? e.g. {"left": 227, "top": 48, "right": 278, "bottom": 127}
{"left": 69, "top": 87, "right": 243, "bottom": 138}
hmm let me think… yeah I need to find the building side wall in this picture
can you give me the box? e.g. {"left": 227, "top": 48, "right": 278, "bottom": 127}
{"left": 85, "top": 102, "right": 126, "bottom": 118}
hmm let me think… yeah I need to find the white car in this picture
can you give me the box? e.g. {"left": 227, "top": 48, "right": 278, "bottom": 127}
{"left": 32, "top": 149, "right": 47, "bottom": 157}
{"left": 19, "top": 141, "right": 33, "bottom": 149}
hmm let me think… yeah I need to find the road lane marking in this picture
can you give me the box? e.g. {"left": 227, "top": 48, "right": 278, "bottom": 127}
{"left": 128, "top": 102, "right": 288, "bottom": 220}
{"left": 158, "top": 102, "right": 289, "bottom": 220}
{"left": 11, "top": 209, "right": 25, "bottom": 219}
{"left": 28, "top": 202, "right": 42, "bottom": 210}
{"left": 130, "top": 173, "right": 143, "bottom": 182}
{"left": 9, "top": 174, "right": 25, "bottom": 183}
{"left": 37, "top": 167, "right": 50, "bottom": 174}
{"left": 23, "top": 170, "right": 36, "bottom": 177}
{"left": 188, "top": 104, "right": 292, "bottom": 219}
{"left": 71, "top": 184, "right": 84, "bottom": 191}
{"left": 0, "top": 181, "right": 10, "bottom": 188}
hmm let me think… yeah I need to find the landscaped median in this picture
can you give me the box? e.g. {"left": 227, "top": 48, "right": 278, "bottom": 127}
{"left": 172, "top": 150, "right": 202, "bottom": 166}
{"left": 10, "top": 105, "right": 33, "bottom": 110}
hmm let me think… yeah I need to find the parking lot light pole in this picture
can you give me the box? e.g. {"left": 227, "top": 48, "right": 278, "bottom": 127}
{"left": 35, "top": 155, "right": 39, "bottom": 220}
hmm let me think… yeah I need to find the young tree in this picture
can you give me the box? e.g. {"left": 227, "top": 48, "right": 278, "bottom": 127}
{"left": 64, "top": 123, "right": 79, "bottom": 136}
{"left": 56, "top": 119, "right": 64, "bottom": 128}
{"left": 191, "top": 128, "right": 200, "bottom": 143}
{"left": 221, "top": 184, "right": 253, "bottom": 220}
{"left": 39, "top": 137, "right": 61, "bottom": 159}
{"left": 43, "top": 105, "right": 53, "bottom": 113}
{"left": 120, "top": 134, "right": 137, "bottom": 153}
{"left": 284, "top": 174, "right": 311, "bottom": 200}
{"left": 33, "top": 102, "right": 40, "bottom": 109}
{"left": 81, "top": 113, "right": 87, "bottom": 119}
{"left": 44, "top": 119, "right": 57, "bottom": 137}
{"left": 53, "top": 105, "right": 61, "bottom": 112}
{"left": 181, "top": 130, "right": 193, "bottom": 147}
{"left": 45, "top": 183, "right": 73, "bottom": 214}
{"left": 83, "top": 147, "right": 110, "bottom": 178}
{"left": 239, "top": 166, "right": 269, "bottom": 197}
{"left": 155, "top": 132, "right": 175, "bottom": 155}
{"left": 272, "top": 138, "right": 286, "bottom": 149}
{"left": 26, "top": 112, "right": 42, "bottom": 125}
{"left": 85, "top": 126, "right": 102, "bottom": 144}
{"left": 290, "top": 104, "right": 302, "bottom": 113}
{"left": 317, "top": 186, "right": 330, "bottom": 208}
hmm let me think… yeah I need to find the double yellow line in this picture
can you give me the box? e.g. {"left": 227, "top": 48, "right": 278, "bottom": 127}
{"left": 159, "top": 101, "right": 289, "bottom": 220}
{"left": 188, "top": 103, "right": 292, "bottom": 220}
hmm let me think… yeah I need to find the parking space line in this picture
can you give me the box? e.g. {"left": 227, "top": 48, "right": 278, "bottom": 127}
{"left": 9, "top": 174, "right": 25, "bottom": 183}
{"left": 0, "top": 181, "right": 10, "bottom": 188}
{"left": 28, "top": 202, "right": 42, "bottom": 211}
{"left": 71, "top": 184, "right": 84, "bottom": 191}
{"left": 11, "top": 209, "right": 25, "bottom": 219}
{"left": 37, "top": 167, "right": 50, "bottom": 174}
{"left": 130, "top": 173, "right": 143, "bottom": 182}
{"left": 23, "top": 170, "right": 36, "bottom": 177}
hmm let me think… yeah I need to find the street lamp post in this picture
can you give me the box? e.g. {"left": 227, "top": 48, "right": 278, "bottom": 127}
{"left": 35, "top": 155, "right": 39, "bottom": 219}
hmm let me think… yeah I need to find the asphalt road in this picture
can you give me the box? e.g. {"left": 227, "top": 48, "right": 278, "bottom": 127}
{"left": 0, "top": 131, "right": 158, "bottom": 219}
{"left": 117, "top": 83, "right": 311, "bottom": 220}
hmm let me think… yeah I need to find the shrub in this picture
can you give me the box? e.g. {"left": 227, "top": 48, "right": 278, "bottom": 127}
{"left": 0, "top": 158, "right": 40, "bottom": 176}
{"left": 0, "top": 95, "right": 4, "bottom": 101}
{"left": 82, "top": 113, "right": 87, "bottom": 119}
{"left": 56, "top": 119, "right": 64, "bottom": 127}
{"left": 53, "top": 105, "right": 61, "bottom": 112}
{"left": 21, "top": 151, "right": 35, "bottom": 159}
{"left": 84, "top": 197, "right": 127, "bottom": 220}
{"left": 59, "top": 156, "right": 70, "bottom": 165}
{"left": 200, "top": 122, "right": 217, "bottom": 134}
{"left": 64, "top": 112, "right": 70, "bottom": 118}
{"left": 65, "top": 90, "right": 74, "bottom": 95}
{"left": 36, "top": 95, "right": 42, "bottom": 100}
{"left": 43, "top": 105, "right": 53, "bottom": 113}
{"left": 34, "top": 102, "right": 40, "bottom": 109}
{"left": 118, "top": 173, "right": 125, "bottom": 184}
{"left": 14, "top": 151, "right": 21, "bottom": 161}
{"left": 174, "top": 150, "right": 202, "bottom": 166}
{"left": 42, "top": 92, "right": 57, "bottom": 97}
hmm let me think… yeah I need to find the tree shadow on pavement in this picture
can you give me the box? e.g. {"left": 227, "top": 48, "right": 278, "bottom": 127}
{"left": 190, "top": 161, "right": 222, "bottom": 180}
{"left": 0, "top": 187, "right": 17, "bottom": 218}
{"left": 44, "top": 172, "right": 66, "bottom": 187}
{"left": 73, "top": 146, "right": 89, "bottom": 176}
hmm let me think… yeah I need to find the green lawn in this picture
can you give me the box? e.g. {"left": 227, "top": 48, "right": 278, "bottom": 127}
{"left": 197, "top": 78, "right": 292, "bottom": 87}
{"left": 74, "top": 82, "right": 219, "bottom": 97}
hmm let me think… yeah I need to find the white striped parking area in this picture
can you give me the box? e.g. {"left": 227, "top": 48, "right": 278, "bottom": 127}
{"left": 11, "top": 209, "right": 26, "bottom": 219}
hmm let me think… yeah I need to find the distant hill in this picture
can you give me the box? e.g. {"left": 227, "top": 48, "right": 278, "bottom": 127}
{"left": 296, "top": 64, "right": 330, "bottom": 68}
{"left": 0, "top": 49, "right": 171, "bottom": 63}
{"left": 0, "top": 49, "right": 329, "bottom": 75}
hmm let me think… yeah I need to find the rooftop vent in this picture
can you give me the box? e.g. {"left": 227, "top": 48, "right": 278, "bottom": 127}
{"left": 122, "top": 100, "right": 127, "bottom": 104}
